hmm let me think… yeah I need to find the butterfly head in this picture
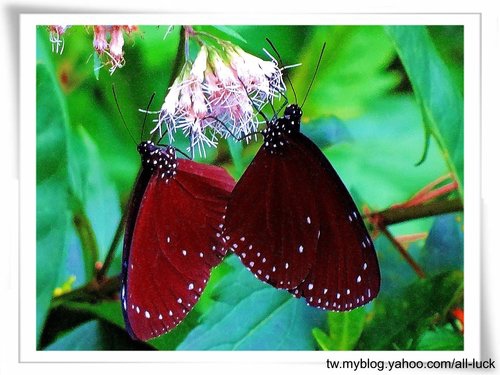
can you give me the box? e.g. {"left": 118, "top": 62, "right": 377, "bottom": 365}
{"left": 137, "top": 140, "right": 177, "bottom": 180}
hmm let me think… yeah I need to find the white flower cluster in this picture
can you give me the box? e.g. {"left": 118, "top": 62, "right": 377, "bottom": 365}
{"left": 155, "top": 44, "right": 286, "bottom": 157}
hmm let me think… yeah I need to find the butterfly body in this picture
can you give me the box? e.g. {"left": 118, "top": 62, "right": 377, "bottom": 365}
{"left": 122, "top": 141, "right": 235, "bottom": 341}
{"left": 224, "top": 104, "right": 380, "bottom": 311}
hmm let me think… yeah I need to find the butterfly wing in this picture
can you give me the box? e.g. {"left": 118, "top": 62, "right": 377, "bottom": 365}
{"left": 224, "top": 143, "right": 320, "bottom": 289}
{"left": 122, "top": 159, "right": 235, "bottom": 340}
{"left": 224, "top": 130, "right": 380, "bottom": 311}
{"left": 288, "top": 133, "right": 380, "bottom": 310}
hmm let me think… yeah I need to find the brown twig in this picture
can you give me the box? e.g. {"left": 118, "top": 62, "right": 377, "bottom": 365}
{"left": 367, "top": 198, "right": 463, "bottom": 226}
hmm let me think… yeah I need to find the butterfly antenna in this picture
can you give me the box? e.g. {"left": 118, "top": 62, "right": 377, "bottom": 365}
{"left": 174, "top": 146, "right": 192, "bottom": 160}
{"left": 301, "top": 42, "right": 326, "bottom": 109}
{"left": 265, "top": 38, "right": 297, "bottom": 104}
{"left": 141, "top": 92, "right": 156, "bottom": 141}
{"left": 112, "top": 84, "right": 138, "bottom": 145}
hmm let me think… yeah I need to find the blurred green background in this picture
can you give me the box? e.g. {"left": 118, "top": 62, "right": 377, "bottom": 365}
{"left": 36, "top": 25, "right": 464, "bottom": 350}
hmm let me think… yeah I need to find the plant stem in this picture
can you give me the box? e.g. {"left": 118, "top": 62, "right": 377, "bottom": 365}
{"left": 73, "top": 209, "right": 99, "bottom": 282}
{"left": 96, "top": 212, "right": 127, "bottom": 282}
{"left": 367, "top": 198, "right": 463, "bottom": 226}
{"left": 51, "top": 275, "right": 121, "bottom": 309}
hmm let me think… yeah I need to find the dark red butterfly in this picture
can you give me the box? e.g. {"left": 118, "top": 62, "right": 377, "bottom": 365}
{"left": 223, "top": 104, "right": 380, "bottom": 311}
{"left": 121, "top": 140, "right": 235, "bottom": 341}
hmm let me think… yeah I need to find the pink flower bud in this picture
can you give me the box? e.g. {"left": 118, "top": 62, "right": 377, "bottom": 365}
{"left": 109, "top": 26, "right": 125, "bottom": 63}
{"left": 93, "top": 25, "right": 108, "bottom": 54}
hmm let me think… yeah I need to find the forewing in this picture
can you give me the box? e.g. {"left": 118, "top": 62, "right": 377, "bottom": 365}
{"left": 122, "top": 160, "right": 234, "bottom": 340}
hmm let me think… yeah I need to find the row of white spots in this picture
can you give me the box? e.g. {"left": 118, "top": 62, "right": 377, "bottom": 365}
{"left": 296, "top": 283, "right": 375, "bottom": 312}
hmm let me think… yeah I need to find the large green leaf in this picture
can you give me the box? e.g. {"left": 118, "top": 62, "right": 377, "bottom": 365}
{"left": 384, "top": 26, "right": 464, "bottom": 196}
{"left": 177, "top": 255, "right": 326, "bottom": 350}
{"left": 36, "top": 55, "right": 71, "bottom": 343}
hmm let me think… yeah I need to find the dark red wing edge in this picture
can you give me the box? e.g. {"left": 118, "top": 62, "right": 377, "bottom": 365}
{"left": 121, "top": 168, "right": 152, "bottom": 340}
{"left": 290, "top": 132, "right": 381, "bottom": 309}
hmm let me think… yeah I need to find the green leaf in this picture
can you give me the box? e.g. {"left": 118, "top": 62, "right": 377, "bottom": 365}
{"left": 36, "top": 60, "right": 71, "bottom": 345}
{"left": 384, "top": 26, "right": 464, "bottom": 196}
{"left": 416, "top": 325, "right": 463, "bottom": 350}
{"left": 313, "top": 308, "right": 367, "bottom": 350}
{"left": 358, "top": 271, "right": 464, "bottom": 350}
{"left": 292, "top": 26, "right": 400, "bottom": 119}
{"left": 93, "top": 52, "right": 101, "bottom": 80}
{"left": 428, "top": 26, "right": 464, "bottom": 94}
{"left": 177, "top": 256, "right": 326, "bottom": 350}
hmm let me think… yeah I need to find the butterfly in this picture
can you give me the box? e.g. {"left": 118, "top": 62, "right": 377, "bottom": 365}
{"left": 121, "top": 140, "right": 235, "bottom": 340}
{"left": 223, "top": 101, "right": 380, "bottom": 312}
